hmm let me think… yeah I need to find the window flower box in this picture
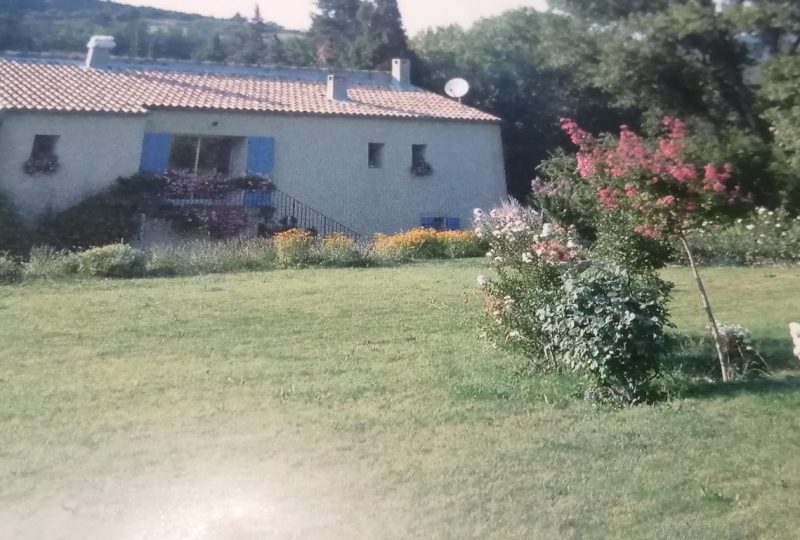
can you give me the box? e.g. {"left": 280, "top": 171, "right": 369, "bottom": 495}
{"left": 23, "top": 155, "right": 60, "bottom": 175}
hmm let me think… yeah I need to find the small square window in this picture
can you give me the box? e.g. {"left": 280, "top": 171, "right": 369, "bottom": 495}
{"left": 411, "top": 144, "right": 433, "bottom": 176}
{"left": 411, "top": 144, "right": 427, "bottom": 168}
{"left": 368, "top": 143, "right": 384, "bottom": 168}
{"left": 24, "top": 135, "right": 60, "bottom": 175}
{"left": 31, "top": 135, "right": 58, "bottom": 159}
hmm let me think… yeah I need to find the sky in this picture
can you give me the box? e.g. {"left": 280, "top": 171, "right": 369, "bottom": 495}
{"left": 114, "top": 0, "right": 548, "bottom": 34}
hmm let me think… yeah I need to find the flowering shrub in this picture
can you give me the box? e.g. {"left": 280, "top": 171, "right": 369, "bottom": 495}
{"left": 437, "top": 230, "right": 484, "bottom": 258}
{"left": 473, "top": 198, "right": 553, "bottom": 263}
{"left": 374, "top": 228, "right": 445, "bottom": 260}
{"left": 275, "top": 229, "right": 318, "bottom": 268}
{"left": 320, "top": 234, "right": 367, "bottom": 267}
{"left": 410, "top": 162, "right": 434, "bottom": 177}
{"left": 162, "top": 170, "right": 229, "bottom": 200}
{"left": 559, "top": 117, "right": 746, "bottom": 382}
{"left": 591, "top": 214, "right": 675, "bottom": 273}
{"left": 23, "top": 155, "right": 60, "bottom": 175}
{"left": 475, "top": 199, "right": 673, "bottom": 403}
{"left": 74, "top": 243, "right": 145, "bottom": 278}
{"left": 373, "top": 228, "right": 481, "bottom": 261}
{"left": 225, "top": 175, "right": 275, "bottom": 191}
{"left": 679, "top": 207, "right": 800, "bottom": 266}
{"left": 170, "top": 206, "right": 249, "bottom": 239}
{"left": 560, "top": 117, "right": 740, "bottom": 238}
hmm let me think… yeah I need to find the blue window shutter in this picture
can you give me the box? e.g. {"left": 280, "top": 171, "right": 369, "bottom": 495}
{"left": 139, "top": 132, "right": 172, "bottom": 174}
{"left": 247, "top": 137, "right": 275, "bottom": 175}
{"left": 421, "top": 217, "right": 436, "bottom": 229}
{"left": 446, "top": 217, "right": 461, "bottom": 231}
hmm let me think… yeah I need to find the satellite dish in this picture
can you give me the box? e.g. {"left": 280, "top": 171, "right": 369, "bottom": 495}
{"left": 445, "top": 78, "right": 470, "bottom": 101}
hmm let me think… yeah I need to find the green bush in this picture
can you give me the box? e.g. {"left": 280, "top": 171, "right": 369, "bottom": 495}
{"left": 24, "top": 246, "right": 77, "bottom": 280}
{"left": 536, "top": 265, "right": 673, "bottom": 404}
{"left": 145, "top": 238, "right": 276, "bottom": 276}
{"left": 36, "top": 175, "right": 163, "bottom": 249}
{"left": 440, "top": 230, "right": 485, "bottom": 258}
{"left": 0, "top": 252, "right": 22, "bottom": 284}
{"left": 0, "top": 188, "right": 27, "bottom": 254}
{"left": 678, "top": 207, "right": 800, "bottom": 266}
{"left": 319, "top": 234, "right": 369, "bottom": 267}
{"left": 592, "top": 214, "right": 674, "bottom": 273}
{"left": 75, "top": 244, "right": 145, "bottom": 278}
{"left": 476, "top": 200, "right": 675, "bottom": 404}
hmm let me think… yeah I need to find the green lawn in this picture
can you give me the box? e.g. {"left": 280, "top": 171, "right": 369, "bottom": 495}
{"left": 1, "top": 261, "right": 798, "bottom": 539}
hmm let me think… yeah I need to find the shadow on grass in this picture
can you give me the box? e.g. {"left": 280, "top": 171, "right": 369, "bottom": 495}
{"left": 664, "top": 334, "right": 800, "bottom": 400}
{"left": 683, "top": 374, "right": 800, "bottom": 400}
{"left": 667, "top": 335, "right": 798, "bottom": 375}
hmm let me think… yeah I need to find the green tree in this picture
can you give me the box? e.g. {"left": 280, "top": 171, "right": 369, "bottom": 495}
{"left": 310, "top": 0, "right": 362, "bottom": 66}
{"left": 370, "top": 0, "right": 409, "bottom": 66}
{"left": 761, "top": 54, "right": 800, "bottom": 204}
{"left": 542, "top": 0, "right": 797, "bottom": 206}
{"left": 413, "top": 10, "right": 629, "bottom": 198}
{"left": 200, "top": 34, "right": 228, "bottom": 63}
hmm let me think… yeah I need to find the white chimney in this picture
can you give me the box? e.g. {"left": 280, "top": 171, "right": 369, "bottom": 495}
{"left": 327, "top": 74, "right": 348, "bottom": 102}
{"left": 392, "top": 58, "right": 411, "bottom": 86}
{"left": 85, "top": 35, "right": 116, "bottom": 70}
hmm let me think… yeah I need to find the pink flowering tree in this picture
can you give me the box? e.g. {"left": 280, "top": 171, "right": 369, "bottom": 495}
{"left": 560, "top": 117, "right": 741, "bottom": 381}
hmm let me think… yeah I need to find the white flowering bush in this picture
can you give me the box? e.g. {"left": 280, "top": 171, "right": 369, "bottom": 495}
{"left": 714, "top": 323, "right": 769, "bottom": 378}
{"left": 473, "top": 198, "right": 551, "bottom": 265}
{"left": 679, "top": 207, "right": 800, "bottom": 266}
{"left": 475, "top": 199, "right": 674, "bottom": 403}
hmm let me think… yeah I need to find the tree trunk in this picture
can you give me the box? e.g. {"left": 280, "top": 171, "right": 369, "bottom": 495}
{"left": 679, "top": 233, "right": 732, "bottom": 382}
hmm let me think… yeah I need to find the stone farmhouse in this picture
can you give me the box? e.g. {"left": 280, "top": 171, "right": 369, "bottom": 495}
{"left": 0, "top": 36, "right": 507, "bottom": 238}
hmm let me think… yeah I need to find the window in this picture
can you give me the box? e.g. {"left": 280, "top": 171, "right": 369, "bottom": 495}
{"left": 421, "top": 216, "right": 461, "bottom": 231}
{"left": 24, "top": 134, "right": 60, "bottom": 175}
{"left": 411, "top": 144, "right": 433, "bottom": 176}
{"left": 169, "top": 135, "right": 240, "bottom": 175}
{"left": 412, "top": 144, "right": 426, "bottom": 168}
{"left": 368, "top": 143, "right": 384, "bottom": 168}
{"left": 31, "top": 135, "right": 58, "bottom": 160}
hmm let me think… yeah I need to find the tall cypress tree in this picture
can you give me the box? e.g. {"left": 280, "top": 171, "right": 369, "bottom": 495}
{"left": 311, "top": 0, "right": 362, "bottom": 66}
{"left": 371, "top": 0, "right": 409, "bottom": 66}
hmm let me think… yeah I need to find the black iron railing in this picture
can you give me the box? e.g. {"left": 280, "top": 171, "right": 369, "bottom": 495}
{"left": 271, "top": 188, "right": 361, "bottom": 240}
{"left": 149, "top": 188, "right": 361, "bottom": 241}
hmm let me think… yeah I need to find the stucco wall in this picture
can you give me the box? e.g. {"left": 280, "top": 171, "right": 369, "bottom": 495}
{"left": 0, "top": 109, "right": 507, "bottom": 235}
{"left": 0, "top": 112, "right": 146, "bottom": 221}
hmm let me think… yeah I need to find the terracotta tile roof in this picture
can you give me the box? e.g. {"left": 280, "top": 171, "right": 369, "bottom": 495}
{"left": 0, "top": 59, "right": 499, "bottom": 122}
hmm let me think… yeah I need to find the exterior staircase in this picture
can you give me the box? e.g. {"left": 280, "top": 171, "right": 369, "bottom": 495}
{"left": 147, "top": 186, "right": 362, "bottom": 242}
{"left": 268, "top": 189, "right": 361, "bottom": 240}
